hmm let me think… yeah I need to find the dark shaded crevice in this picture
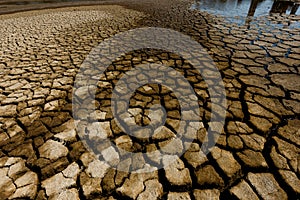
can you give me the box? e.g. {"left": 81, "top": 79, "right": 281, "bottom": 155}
{"left": 219, "top": 189, "right": 239, "bottom": 200}
{"left": 75, "top": 173, "right": 87, "bottom": 200}
{"left": 157, "top": 168, "right": 171, "bottom": 198}
{"left": 205, "top": 151, "right": 230, "bottom": 190}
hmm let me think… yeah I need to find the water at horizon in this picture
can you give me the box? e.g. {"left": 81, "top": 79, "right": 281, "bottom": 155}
{"left": 0, "top": 0, "right": 108, "bottom": 15}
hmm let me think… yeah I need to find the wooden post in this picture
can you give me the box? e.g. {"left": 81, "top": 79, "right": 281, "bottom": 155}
{"left": 247, "top": 0, "right": 259, "bottom": 17}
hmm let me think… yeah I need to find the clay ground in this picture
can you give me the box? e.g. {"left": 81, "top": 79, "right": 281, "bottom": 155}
{"left": 0, "top": 0, "right": 299, "bottom": 199}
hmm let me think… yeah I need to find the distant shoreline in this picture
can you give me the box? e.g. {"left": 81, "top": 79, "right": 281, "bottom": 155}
{"left": 0, "top": 0, "right": 115, "bottom": 15}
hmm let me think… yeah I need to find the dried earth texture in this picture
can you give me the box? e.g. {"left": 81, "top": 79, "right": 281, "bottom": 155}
{"left": 0, "top": 0, "right": 299, "bottom": 199}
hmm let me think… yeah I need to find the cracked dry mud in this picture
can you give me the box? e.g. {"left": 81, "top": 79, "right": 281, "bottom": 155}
{"left": 0, "top": 0, "right": 299, "bottom": 199}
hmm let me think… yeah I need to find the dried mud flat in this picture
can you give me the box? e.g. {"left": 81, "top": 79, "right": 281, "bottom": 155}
{"left": 0, "top": 0, "right": 299, "bottom": 199}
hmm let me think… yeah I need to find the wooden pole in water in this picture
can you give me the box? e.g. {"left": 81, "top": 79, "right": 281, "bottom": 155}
{"left": 247, "top": 0, "right": 259, "bottom": 17}
{"left": 246, "top": 0, "right": 259, "bottom": 25}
